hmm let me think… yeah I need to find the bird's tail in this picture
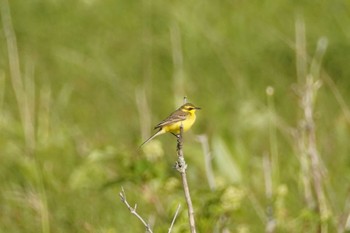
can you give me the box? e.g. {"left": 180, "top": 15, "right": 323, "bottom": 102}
{"left": 139, "top": 129, "right": 165, "bottom": 148}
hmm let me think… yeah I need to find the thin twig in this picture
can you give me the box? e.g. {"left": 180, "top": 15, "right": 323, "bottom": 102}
{"left": 119, "top": 187, "right": 153, "bottom": 233}
{"left": 175, "top": 123, "right": 197, "bottom": 233}
{"left": 168, "top": 204, "right": 181, "bottom": 233}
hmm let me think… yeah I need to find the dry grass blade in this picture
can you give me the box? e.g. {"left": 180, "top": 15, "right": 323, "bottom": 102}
{"left": 1, "top": 0, "right": 36, "bottom": 154}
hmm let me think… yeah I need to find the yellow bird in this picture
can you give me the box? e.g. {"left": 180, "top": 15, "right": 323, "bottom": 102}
{"left": 140, "top": 103, "right": 201, "bottom": 147}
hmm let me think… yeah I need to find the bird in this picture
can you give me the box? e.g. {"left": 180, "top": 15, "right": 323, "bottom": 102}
{"left": 140, "top": 103, "right": 201, "bottom": 147}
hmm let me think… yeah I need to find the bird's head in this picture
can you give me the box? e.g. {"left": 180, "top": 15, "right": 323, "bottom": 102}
{"left": 180, "top": 103, "right": 201, "bottom": 114}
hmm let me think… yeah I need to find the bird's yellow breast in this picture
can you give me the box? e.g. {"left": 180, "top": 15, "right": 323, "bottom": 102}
{"left": 163, "top": 111, "right": 196, "bottom": 134}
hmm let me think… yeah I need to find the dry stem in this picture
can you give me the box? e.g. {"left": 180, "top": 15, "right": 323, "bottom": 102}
{"left": 295, "top": 17, "right": 330, "bottom": 233}
{"left": 175, "top": 124, "right": 197, "bottom": 233}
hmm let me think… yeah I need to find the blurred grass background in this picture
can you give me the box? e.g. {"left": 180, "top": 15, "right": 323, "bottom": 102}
{"left": 1, "top": 0, "right": 350, "bottom": 232}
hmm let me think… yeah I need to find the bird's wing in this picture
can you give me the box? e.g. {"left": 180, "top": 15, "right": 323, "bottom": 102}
{"left": 154, "top": 110, "right": 187, "bottom": 129}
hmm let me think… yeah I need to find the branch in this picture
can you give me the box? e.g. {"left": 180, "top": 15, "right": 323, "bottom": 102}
{"left": 175, "top": 123, "right": 197, "bottom": 233}
{"left": 119, "top": 187, "right": 153, "bottom": 233}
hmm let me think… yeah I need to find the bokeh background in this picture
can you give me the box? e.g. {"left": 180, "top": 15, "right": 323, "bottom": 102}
{"left": 1, "top": 0, "right": 350, "bottom": 232}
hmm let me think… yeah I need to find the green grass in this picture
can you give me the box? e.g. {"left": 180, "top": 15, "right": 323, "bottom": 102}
{"left": 1, "top": 0, "right": 350, "bottom": 232}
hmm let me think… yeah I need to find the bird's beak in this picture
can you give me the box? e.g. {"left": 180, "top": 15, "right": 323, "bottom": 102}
{"left": 195, "top": 107, "right": 201, "bottom": 110}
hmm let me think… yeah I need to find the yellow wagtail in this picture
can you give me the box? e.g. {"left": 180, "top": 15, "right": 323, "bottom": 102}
{"left": 140, "top": 103, "right": 201, "bottom": 147}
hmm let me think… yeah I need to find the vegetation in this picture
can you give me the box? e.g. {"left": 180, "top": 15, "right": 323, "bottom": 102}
{"left": 1, "top": 0, "right": 350, "bottom": 232}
